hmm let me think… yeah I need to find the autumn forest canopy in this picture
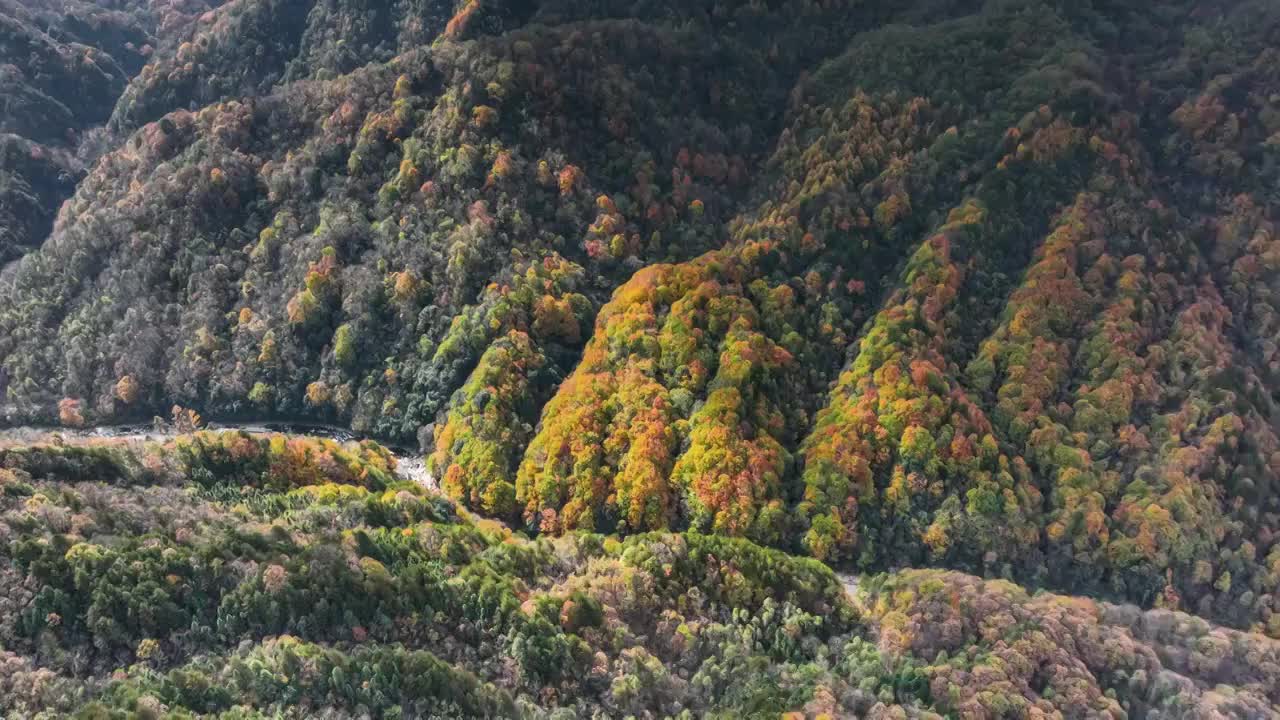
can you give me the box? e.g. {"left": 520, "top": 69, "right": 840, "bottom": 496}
{"left": 1, "top": 0, "right": 1280, "bottom": 717}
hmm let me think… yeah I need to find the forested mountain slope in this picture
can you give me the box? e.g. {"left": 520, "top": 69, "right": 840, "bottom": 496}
{"left": 2, "top": 0, "right": 1280, "bottom": 682}
{"left": 1, "top": 434, "right": 1277, "bottom": 717}
{"left": 104, "top": 0, "right": 540, "bottom": 136}
{"left": 0, "top": 0, "right": 226, "bottom": 263}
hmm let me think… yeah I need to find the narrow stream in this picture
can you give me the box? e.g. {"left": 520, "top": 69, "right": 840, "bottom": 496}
{"left": 0, "top": 421, "right": 436, "bottom": 490}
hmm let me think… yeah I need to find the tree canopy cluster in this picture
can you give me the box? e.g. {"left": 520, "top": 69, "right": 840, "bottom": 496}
{"left": 1, "top": 432, "right": 1276, "bottom": 718}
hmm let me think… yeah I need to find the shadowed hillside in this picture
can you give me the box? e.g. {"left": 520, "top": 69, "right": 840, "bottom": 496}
{"left": 0, "top": 0, "right": 227, "bottom": 263}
